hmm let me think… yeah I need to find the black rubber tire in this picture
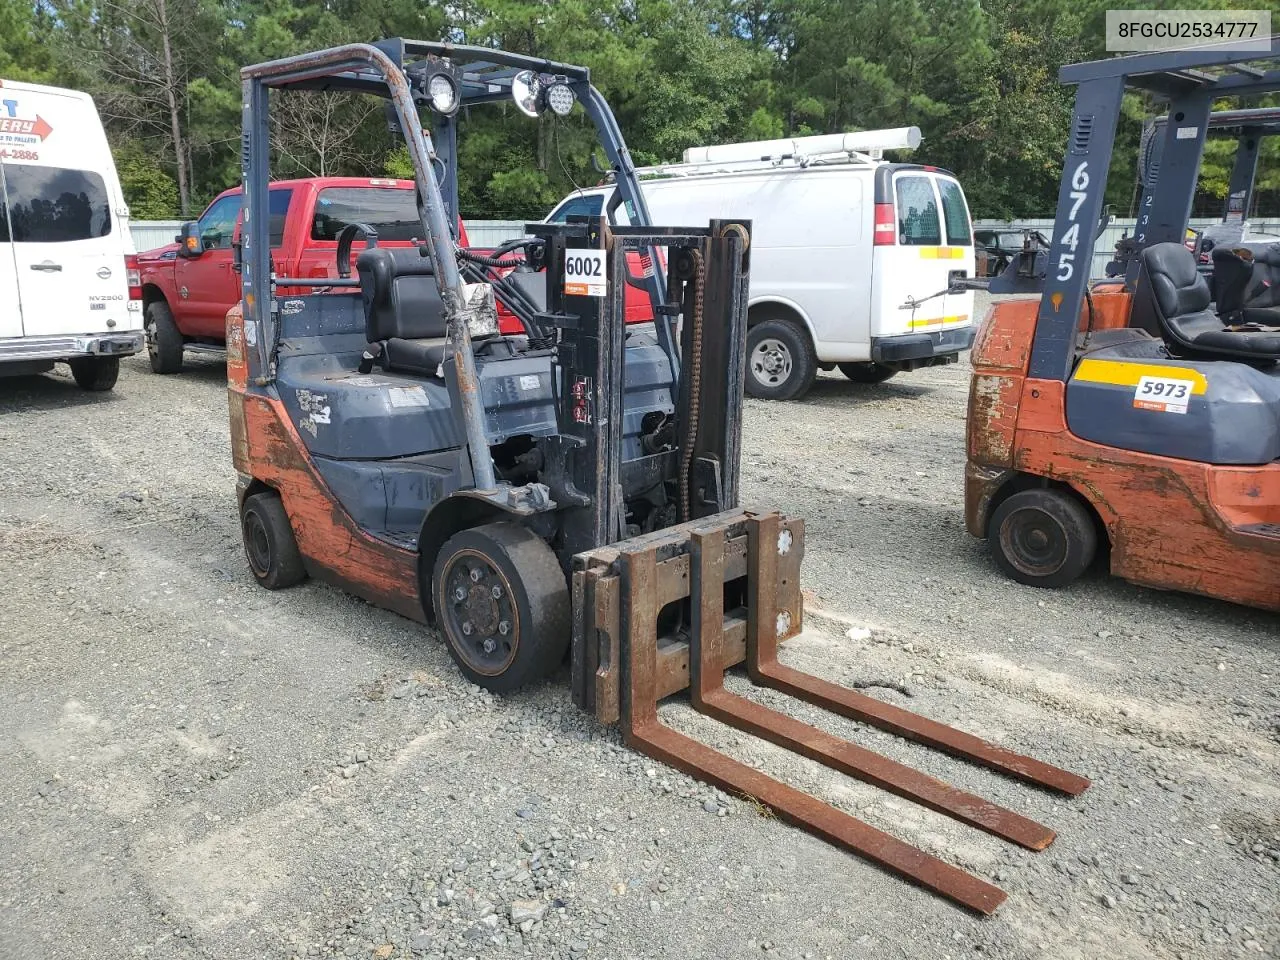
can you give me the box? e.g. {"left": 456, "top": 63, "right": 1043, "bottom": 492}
{"left": 68, "top": 356, "right": 119, "bottom": 391}
{"left": 432, "top": 522, "right": 570, "bottom": 694}
{"left": 241, "top": 491, "right": 307, "bottom": 590}
{"left": 838, "top": 362, "right": 898, "bottom": 384}
{"left": 145, "top": 300, "right": 184, "bottom": 374}
{"left": 745, "top": 317, "right": 817, "bottom": 401}
{"left": 987, "top": 488, "right": 1097, "bottom": 589}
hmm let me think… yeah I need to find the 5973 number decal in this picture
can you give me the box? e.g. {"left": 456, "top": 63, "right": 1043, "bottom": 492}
{"left": 1133, "top": 375, "right": 1195, "bottom": 414}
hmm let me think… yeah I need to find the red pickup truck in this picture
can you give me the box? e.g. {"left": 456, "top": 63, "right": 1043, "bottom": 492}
{"left": 138, "top": 177, "right": 481, "bottom": 372}
{"left": 138, "top": 176, "right": 653, "bottom": 373}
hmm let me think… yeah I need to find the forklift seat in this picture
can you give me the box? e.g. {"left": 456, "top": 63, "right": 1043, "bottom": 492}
{"left": 1212, "top": 244, "right": 1280, "bottom": 327}
{"left": 1141, "top": 243, "right": 1280, "bottom": 362}
{"left": 355, "top": 247, "right": 451, "bottom": 375}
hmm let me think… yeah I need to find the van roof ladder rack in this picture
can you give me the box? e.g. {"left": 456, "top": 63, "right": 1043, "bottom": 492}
{"left": 625, "top": 127, "right": 923, "bottom": 180}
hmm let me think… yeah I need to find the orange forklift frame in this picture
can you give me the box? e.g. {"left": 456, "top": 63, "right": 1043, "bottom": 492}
{"left": 969, "top": 38, "right": 1280, "bottom": 612}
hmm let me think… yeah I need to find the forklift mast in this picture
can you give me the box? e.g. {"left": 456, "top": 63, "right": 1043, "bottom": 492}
{"left": 989, "top": 38, "right": 1280, "bottom": 381}
{"left": 1139, "top": 106, "right": 1280, "bottom": 228}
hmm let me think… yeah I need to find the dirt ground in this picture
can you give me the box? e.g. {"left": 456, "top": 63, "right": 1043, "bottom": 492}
{"left": 2, "top": 302, "right": 1277, "bottom": 960}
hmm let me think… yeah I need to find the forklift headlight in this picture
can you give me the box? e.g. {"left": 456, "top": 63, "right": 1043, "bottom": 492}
{"left": 545, "top": 82, "right": 575, "bottom": 117}
{"left": 427, "top": 72, "right": 459, "bottom": 116}
{"left": 511, "top": 70, "right": 541, "bottom": 118}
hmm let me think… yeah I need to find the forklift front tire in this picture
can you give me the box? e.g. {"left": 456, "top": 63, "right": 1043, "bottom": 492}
{"left": 241, "top": 491, "right": 307, "bottom": 590}
{"left": 988, "top": 488, "right": 1097, "bottom": 589}
{"left": 432, "top": 522, "right": 570, "bottom": 694}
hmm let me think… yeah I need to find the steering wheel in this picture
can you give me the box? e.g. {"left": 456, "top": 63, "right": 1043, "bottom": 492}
{"left": 336, "top": 222, "right": 380, "bottom": 279}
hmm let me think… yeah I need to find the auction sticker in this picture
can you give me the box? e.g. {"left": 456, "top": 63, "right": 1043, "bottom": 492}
{"left": 564, "top": 249, "right": 606, "bottom": 297}
{"left": 388, "top": 386, "right": 430, "bottom": 408}
{"left": 1133, "top": 375, "right": 1195, "bottom": 414}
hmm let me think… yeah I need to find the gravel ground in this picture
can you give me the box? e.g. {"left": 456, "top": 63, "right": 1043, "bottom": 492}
{"left": 2, "top": 295, "right": 1277, "bottom": 960}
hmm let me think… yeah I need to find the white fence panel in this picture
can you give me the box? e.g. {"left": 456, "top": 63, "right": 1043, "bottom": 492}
{"left": 130, "top": 220, "right": 184, "bottom": 253}
{"left": 464, "top": 220, "right": 529, "bottom": 247}
{"left": 975, "top": 217, "right": 1280, "bottom": 279}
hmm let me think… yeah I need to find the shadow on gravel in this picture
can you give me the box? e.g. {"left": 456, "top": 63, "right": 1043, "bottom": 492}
{"left": 134, "top": 357, "right": 228, "bottom": 385}
{"left": 799, "top": 486, "right": 1280, "bottom": 650}
{"left": 0, "top": 373, "right": 124, "bottom": 412}
{"left": 1085, "top": 577, "right": 1280, "bottom": 648}
{"left": 791, "top": 375, "right": 934, "bottom": 409}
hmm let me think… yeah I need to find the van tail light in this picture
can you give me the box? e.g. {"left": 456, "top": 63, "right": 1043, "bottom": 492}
{"left": 125, "top": 254, "right": 142, "bottom": 300}
{"left": 874, "top": 202, "right": 897, "bottom": 246}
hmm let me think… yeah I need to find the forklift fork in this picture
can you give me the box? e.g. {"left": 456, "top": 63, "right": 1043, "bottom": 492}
{"left": 574, "top": 511, "right": 1089, "bottom": 915}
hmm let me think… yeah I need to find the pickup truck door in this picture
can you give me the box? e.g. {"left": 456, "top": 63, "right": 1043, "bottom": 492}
{"left": 173, "top": 193, "right": 240, "bottom": 337}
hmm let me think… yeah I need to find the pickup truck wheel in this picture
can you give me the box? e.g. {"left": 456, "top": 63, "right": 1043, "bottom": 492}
{"left": 432, "top": 522, "right": 570, "bottom": 694}
{"left": 745, "top": 318, "right": 817, "bottom": 401}
{"left": 68, "top": 356, "right": 119, "bottom": 392}
{"left": 838, "top": 362, "right": 898, "bottom": 384}
{"left": 145, "top": 300, "right": 184, "bottom": 374}
{"left": 241, "top": 491, "right": 307, "bottom": 590}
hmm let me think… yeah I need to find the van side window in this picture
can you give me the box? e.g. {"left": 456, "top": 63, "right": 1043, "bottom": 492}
{"left": 0, "top": 164, "right": 112, "bottom": 243}
{"left": 548, "top": 193, "right": 604, "bottom": 223}
{"left": 894, "top": 176, "right": 941, "bottom": 246}
{"left": 937, "top": 179, "right": 972, "bottom": 246}
{"left": 197, "top": 195, "right": 240, "bottom": 250}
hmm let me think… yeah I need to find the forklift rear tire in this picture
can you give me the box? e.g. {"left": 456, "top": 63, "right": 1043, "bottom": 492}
{"left": 988, "top": 488, "right": 1097, "bottom": 589}
{"left": 146, "top": 300, "right": 184, "bottom": 374}
{"left": 241, "top": 491, "right": 307, "bottom": 590}
{"left": 432, "top": 522, "right": 570, "bottom": 694}
{"left": 69, "top": 356, "right": 120, "bottom": 391}
{"left": 838, "top": 362, "right": 897, "bottom": 384}
{"left": 745, "top": 318, "right": 817, "bottom": 401}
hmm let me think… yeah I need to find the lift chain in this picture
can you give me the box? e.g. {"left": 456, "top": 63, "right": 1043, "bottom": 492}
{"left": 679, "top": 247, "right": 706, "bottom": 522}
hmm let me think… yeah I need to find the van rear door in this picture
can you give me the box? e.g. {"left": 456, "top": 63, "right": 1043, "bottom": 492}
{"left": 3, "top": 162, "right": 127, "bottom": 338}
{"left": 0, "top": 196, "right": 21, "bottom": 338}
{"left": 934, "top": 175, "right": 975, "bottom": 328}
{"left": 870, "top": 167, "right": 973, "bottom": 341}
{"left": 0, "top": 87, "right": 133, "bottom": 339}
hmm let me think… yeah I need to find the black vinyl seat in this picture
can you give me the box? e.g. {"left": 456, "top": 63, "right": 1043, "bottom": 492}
{"left": 1140, "top": 243, "right": 1280, "bottom": 362}
{"left": 355, "top": 247, "right": 451, "bottom": 376}
{"left": 1211, "top": 243, "right": 1280, "bottom": 328}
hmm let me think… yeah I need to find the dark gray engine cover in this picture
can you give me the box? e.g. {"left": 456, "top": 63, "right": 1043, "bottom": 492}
{"left": 1067, "top": 339, "right": 1280, "bottom": 465}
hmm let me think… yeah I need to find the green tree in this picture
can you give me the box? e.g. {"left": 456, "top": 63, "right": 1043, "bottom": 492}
{"left": 114, "top": 143, "right": 182, "bottom": 218}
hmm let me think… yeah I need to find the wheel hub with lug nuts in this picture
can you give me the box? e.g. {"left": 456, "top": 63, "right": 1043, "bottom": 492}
{"left": 751, "top": 338, "right": 793, "bottom": 384}
{"left": 444, "top": 551, "right": 517, "bottom": 675}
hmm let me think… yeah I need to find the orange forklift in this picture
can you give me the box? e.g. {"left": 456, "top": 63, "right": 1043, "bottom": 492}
{"left": 967, "top": 39, "right": 1280, "bottom": 612}
{"left": 227, "top": 39, "right": 1089, "bottom": 913}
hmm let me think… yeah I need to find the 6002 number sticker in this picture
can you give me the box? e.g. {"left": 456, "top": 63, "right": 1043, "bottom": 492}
{"left": 564, "top": 249, "right": 606, "bottom": 297}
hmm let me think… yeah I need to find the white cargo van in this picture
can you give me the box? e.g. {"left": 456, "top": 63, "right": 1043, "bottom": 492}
{"left": 0, "top": 79, "right": 143, "bottom": 391}
{"left": 546, "top": 129, "right": 976, "bottom": 400}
